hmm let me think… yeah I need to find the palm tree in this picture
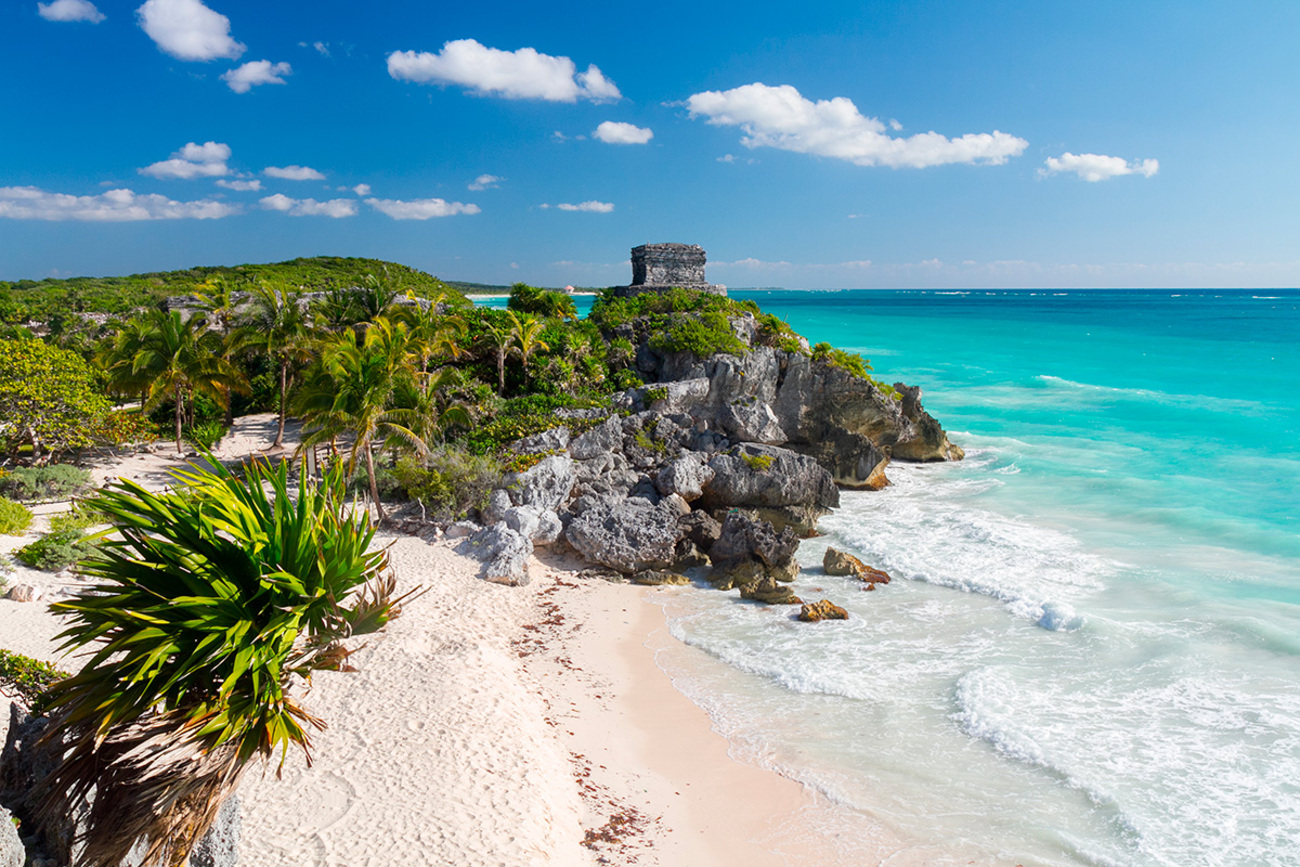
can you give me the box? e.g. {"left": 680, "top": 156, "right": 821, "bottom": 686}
{"left": 395, "top": 294, "right": 468, "bottom": 372}
{"left": 295, "top": 322, "right": 426, "bottom": 522}
{"left": 479, "top": 320, "right": 511, "bottom": 395}
{"left": 195, "top": 275, "right": 245, "bottom": 426}
{"left": 102, "top": 309, "right": 246, "bottom": 453}
{"left": 507, "top": 311, "right": 550, "bottom": 388}
{"left": 236, "top": 280, "right": 315, "bottom": 448}
{"left": 37, "top": 457, "right": 413, "bottom": 867}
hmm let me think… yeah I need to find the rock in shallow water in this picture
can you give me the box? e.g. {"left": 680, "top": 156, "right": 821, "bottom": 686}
{"left": 823, "top": 547, "right": 892, "bottom": 584}
{"left": 799, "top": 599, "right": 849, "bottom": 622}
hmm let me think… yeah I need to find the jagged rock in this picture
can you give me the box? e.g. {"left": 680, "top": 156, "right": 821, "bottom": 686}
{"left": 714, "top": 505, "right": 825, "bottom": 537}
{"left": 459, "top": 523, "right": 532, "bottom": 586}
{"left": 654, "top": 454, "right": 715, "bottom": 502}
{"left": 4, "top": 585, "right": 39, "bottom": 603}
{"left": 504, "top": 455, "right": 575, "bottom": 513}
{"left": 482, "top": 488, "right": 513, "bottom": 525}
{"left": 533, "top": 509, "right": 563, "bottom": 546}
{"left": 569, "top": 415, "right": 622, "bottom": 460}
{"left": 823, "top": 548, "right": 892, "bottom": 584}
{"left": 798, "top": 431, "right": 891, "bottom": 490}
{"left": 503, "top": 505, "right": 541, "bottom": 541}
{"left": 444, "top": 520, "right": 480, "bottom": 540}
{"left": 631, "top": 570, "right": 690, "bottom": 586}
{"left": 678, "top": 510, "right": 722, "bottom": 551}
{"left": 799, "top": 599, "right": 848, "bottom": 622}
{"left": 672, "top": 539, "right": 710, "bottom": 571}
{"left": 739, "top": 575, "right": 802, "bottom": 605}
{"left": 707, "top": 557, "right": 765, "bottom": 591}
{"left": 509, "top": 426, "right": 570, "bottom": 454}
{"left": 629, "top": 476, "right": 661, "bottom": 503}
{"left": 701, "top": 444, "right": 839, "bottom": 512}
{"left": 720, "top": 397, "right": 786, "bottom": 445}
{"left": 709, "top": 512, "right": 799, "bottom": 569}
{"left": 564, "top": 495, "right": 682, "bottom": 574}
{"left": 891, "top": 383, "right": 964, "bottom": 461}
{"left": 0, "top": 805, "right": 26, "bottom": 867}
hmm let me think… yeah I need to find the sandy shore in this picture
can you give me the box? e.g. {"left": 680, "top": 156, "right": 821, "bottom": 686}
{"left": 0, "top": 415, "right": 835, "bottom": 866}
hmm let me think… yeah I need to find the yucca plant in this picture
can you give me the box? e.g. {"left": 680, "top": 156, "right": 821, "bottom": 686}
{"left": 35, "top": 456, "right": 416, "bottom": 867}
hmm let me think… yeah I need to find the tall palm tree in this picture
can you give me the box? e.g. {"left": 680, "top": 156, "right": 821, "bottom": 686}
{"left": 195, "top": 275, "right": 245, "bottom": 426}
{"left": 236, "top": 279, "right": 315, "bottom": 448}
{"left": 294, "top": 322, "right": 425, "bottom": 522}
{"left": 507, "top": 311, "right": 550, "bottom": 388}
{"left": 479, "top": 320, "right": 511, "bottom": 395}
{"left": 395, "top": 294, "right": 467, "bottom": 372}
{"left": 102, "top": 309, "right": 246, "bottom": 453}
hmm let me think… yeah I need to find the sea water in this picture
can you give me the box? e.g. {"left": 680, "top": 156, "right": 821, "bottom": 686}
{"left": 649, "top": 290, "right": 1300, "bottom": 866}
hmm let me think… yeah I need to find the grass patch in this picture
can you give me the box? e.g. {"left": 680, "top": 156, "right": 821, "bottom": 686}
{"left": 0, "top": 497, "right": 32, "bottom": 535}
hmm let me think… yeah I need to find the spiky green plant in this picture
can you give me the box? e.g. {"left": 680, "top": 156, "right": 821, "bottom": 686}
{"left": 36, "top": 457, "right": 415, "bottom": 867}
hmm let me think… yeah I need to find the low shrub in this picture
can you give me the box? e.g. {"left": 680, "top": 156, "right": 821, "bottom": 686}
{"left": 184, "top": 420, "right": 226, "bottom": 451}
{"left": 643, "top": 386, "right": 669, "bottom": 403}
{"left": 461, "top": 393, "right": 610, "bottom": 455}
{"left": 0, "top": 497, "right": 32, "bottom": 535}
{"left": 48, "top": 500, "right": 106, "bottom": 534}
{"left": 811, "top": 342, "right": 872, "bottom": 379}
{"left": 0, "top": 648, "right": 68, "bottom": 712}
{"left": 741, "top": 453, "right": 775, "bottom": 472}
{"left": 508, "top": 283, "right": 578, "bottom": 321}
{"left": 0, "top": 464, "right": 93, "bottom": 503}
{"left": 91, "top": 409, "right": 159, "bottom": 447}
{"left": 14, "top": 529, "right": 98, "bottom": 571}
{"left": 608, "top": 368, "right": 643, "bottom": 391}
{"left": 392, "top": 449, "right": 501, "bottom": 521}
{"left": 649, "top": 311, "right": 749, "bottom": 358}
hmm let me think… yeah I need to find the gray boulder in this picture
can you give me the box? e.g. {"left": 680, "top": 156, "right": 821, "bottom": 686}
{"left": 509, "top": 426, "right": 570, "bottom": 455}
{"left": 459, "top": 523, "right": 533, "bottom": 586}
{"left": 482, "top": 488, "right": 513, "bottom": 525}
{"left": 701, "top": 444, "right": 839, "bottom": 511}
{"left": 503, "top": 505, "right": 563, "bottom": 546}
{"left": 443, "top": 520, "right": 480, "bottom": 540}
{"left": 655, "top": 454, "right": 715, "bottom": 502}
{"left": 0, "top": 805, "right": 25, "bottom": 867}
{"left": 505, "top": 455, "right": 575, "bottom": 512}
{"left": 569, "top": 416, "right": 622, "bottom": 460}
{"left": 564, "top": 495, "right": 683, "bottom": 574}
{"left": 709, "top": 512, "right": 799, "bottom": 569}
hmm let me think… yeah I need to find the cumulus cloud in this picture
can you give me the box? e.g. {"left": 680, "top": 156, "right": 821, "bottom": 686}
{"left": 351, "top": 184, "right": 371, "bottom": 196}
{"left": 37, "top": 0, "right": 105, "bottom": 23}
{"left": 685, "top": 82, "right": 1027, "bottom": 168}
{"left": 549, "top": 200, "right": 614, "bottom": 213}
{"left": 221, "top": 59, "right": 291, "bottom": 93}
{"left": 259, "top": 194, "right": 356, "bottom": 217}
{"left": 136, "top": 0, "right": 245, "bottom": 62}
{"left": 387, "top": 39, "right": 620, "bottom": 103}
{"left": 0, "top": 185, "right": 237, "bottom": 220}
{"left": 140, "top": 141, "right": 231, "bottom": 179}
{"left": 1040, "top": 152, "right": 1159, "bottom": 182}
{"left": 365, "top": 197, "right": 481, "bottom": 220}
{"left": 215, "top": 178, "right": 261, "bottom": 191}
{"left": 263, "top": 165, "right": 325, "bottom": 181}
{"left": 593, "top": 121, "right": 653, "bottom": 145}
{"left": 468, "top": 174, "right": 502, "bottom": 191}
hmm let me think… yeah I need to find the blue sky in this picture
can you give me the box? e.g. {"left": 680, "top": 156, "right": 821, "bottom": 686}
{"left": 3, "top": 0, "right": 1297, "bottom": 288}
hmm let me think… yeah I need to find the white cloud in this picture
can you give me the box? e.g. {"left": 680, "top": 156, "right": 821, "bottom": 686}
{"left": 551, "top": 200, "right": 614, "bottom": 213}
{"left": 387, "top": 39, "right": 620, "bottom": 103}
{"left": 259, "top": 194, "right": 356, "bottom": 217}
{"left": 351, "top": 184, "right": 371, "bottom": 196}
{"left": 685, "top": 82, "right": 1027, "bottom": 168}
{"left": 221, "top": 59, "right": 291, "bottom": 93}
{"left": 365, "top": 197, "right": 481, "bottom": 220}
{"left": 136, "top": 0, "right": 245, "bottom": 62}
{"left": 1040, "top": 152, "right": 1159, "bottom": 182}
{"left": 263, "top": 165, "right": 325, "bottom": 181}
{"left": 140, "top": 140, "right": 231, "bottom": 179}
{"left": 468, "top": 174, "right": 502, "bottom": 191}
{"left": 0, "top": 185, "right": 237, "bottom": 220}
{"left": 215, "top": 178, "right": 261, "bottom": 191}
{"left": 593, "top": 121, "right": 653, "bottom": 145}
{"left": 37, "top": 0, "right": 105, "bottom": 23}
{"left": 312, "top": 41, "right": 329, "bottom": 56}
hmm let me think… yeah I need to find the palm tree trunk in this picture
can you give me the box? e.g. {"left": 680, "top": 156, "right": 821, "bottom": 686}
{"left": 496, "top": 350, "right": 505, "bottom": 394}
{"left": 274, "top": 360, "right": 288, "bottom": 448}
{"left": 174, "top": 389, "right": 184, "bottom": 453}
{"left": 364, "top": 443, "right": 385, "bottom": 524}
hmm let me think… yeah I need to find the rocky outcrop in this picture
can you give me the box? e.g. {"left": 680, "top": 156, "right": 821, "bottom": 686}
{"left": 0, "top": 804, "right": 25, "bottom": 867}
{"left": 701, "top": 444, "right": 839, "bottom": 515}
{"left": 890, "top": 383, "right": 965, "bottom": 462}
{"left": 459, "top": 523, "right": 532, "bottom": 586}
{"left": 654, "top": 454, "right": 714, "bottom": 502}
{"left": 707, "top": 513, "right": 799, "bottom": 591}
{"left": 739, "top": 575, "right": 801, "bottom": 605}
{"left": 564, "top": 495, "right": 685, "bottom": 574}
{"left": 632, "top": 570, "right": 690, "bottom": 586}
{"left": 503, "top": 455, "right": 575, "bottom": 513}
{"left": 823, "top": 548, "right": 892, "bottom": 584}
{"left": 799, "top": 600, "right": 848, "bottom": 622}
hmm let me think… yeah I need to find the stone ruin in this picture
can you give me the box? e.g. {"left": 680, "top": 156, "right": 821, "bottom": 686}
{"left": 612, "top": 243, "right": 726, "bottom": 298}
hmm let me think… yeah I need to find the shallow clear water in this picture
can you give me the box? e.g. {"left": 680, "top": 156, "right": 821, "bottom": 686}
{"left": 654, "top": 290, "right": 1300, "bottom": 866}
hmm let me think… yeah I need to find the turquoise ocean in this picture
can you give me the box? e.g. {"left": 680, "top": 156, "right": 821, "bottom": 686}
{"left": 483, "top": 290, "right": 1300, "bottom": 865}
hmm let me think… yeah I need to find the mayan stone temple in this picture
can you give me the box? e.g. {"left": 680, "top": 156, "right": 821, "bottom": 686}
{"left": 613, "top": 242, "right": 727, "bottom": 297}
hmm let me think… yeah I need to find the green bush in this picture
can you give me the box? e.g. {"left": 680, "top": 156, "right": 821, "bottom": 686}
{"left": 0, "top": 497, "right": 32, "bottom": 535}
{"left": 609, "top": 368, "right": 643, "bottom": 391}
{"left": 0, "top": 464, "right": 93, "bottom": 503}
{"left": 811, "top": 342, "right": 873, "bottom": 379}
{"left": 649, "top": 311, "right": 749, "bottom": 357}
{"left": 508, "top": 283, "right": 578, "bottom": 320}
{"left": 392, "top": 449, "right": 502, "bottom": 521}
{"left": 15, "top": 529, "right": 98, "bottom": 571}
{"left": 589, "top": 287, "right": 759, "bottom": 330}
{"left": 741, "top": 452, "right": 775, "bottom": 472}
{"left": 48, "top": 500, "right": 106, "bottom": 534}
{"left": 184, "top": 420, "right": 226, "bottom": 450}
{"left": 0, "top": 648, "right": 68, "bottom": 713}
{"left": 461, "top": 394, "right": 611, "bottom": 454}
{"left": 644, "top": 386, "right": 669, "bottom": 403}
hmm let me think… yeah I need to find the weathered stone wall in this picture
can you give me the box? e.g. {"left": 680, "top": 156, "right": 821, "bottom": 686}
{"left": 631, "top": 244, "right": 707, "bottom": 286}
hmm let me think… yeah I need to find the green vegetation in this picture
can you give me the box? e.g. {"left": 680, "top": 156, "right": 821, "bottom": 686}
{"left": 649, "top": 311, "right": 749, "bottom": 357}
{"left": 15, "top": 528, "right": 99, "bottom": 571}
{"left": 0, "top": 464, "right": 92, "bottom": 503}
{"left": 588, "top": 286, "right": 759, "bottom": 330}
{"left": 740, "top": 452, "right": 775, "bottom": 472}
{"left": 393, "top": 450, "right": 501, "bottom": 520}
{"left": 0, "top": 497, "right": 32, "bottom": 535}
{"left": 0, "top": 648, "right": 68, "bottom": 713}
{"left": 0, "top": 337, "right": 112, "bottom": 461}
{"left": 463, "top": 393, "right": 610, "bottom": 455}
{"left": 48, "top": 500, "right": 105, "bottom": 534}
{"left": 812, "top": 342, "right": 872, "bottom": 378}
{"left": 644, "top": 386, "right": 669, "bottom": 403}
{"left": 0, "top": 256, "right": 466, "bottom": 322}
{"left": 507, "top": 283, "right": 578, "bottom": 320}
{"left": 633, "top": 429, "right": 667, "bottom": 454}
{"left": 38, "top": 457, "right": 412, "bottom": 867}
